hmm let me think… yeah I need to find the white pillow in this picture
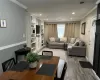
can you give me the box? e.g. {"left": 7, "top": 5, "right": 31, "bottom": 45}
{"left": 49, "top": 37, "right": 55, "bottom": 42}
{"left": 70, "top": 38, "right": 76, "bottom": 44}
{"left": 60, "top": 37, "right": 67, "bottom": 42}
{"left": 73, "top": 38, "right": 81, "bottom": 46}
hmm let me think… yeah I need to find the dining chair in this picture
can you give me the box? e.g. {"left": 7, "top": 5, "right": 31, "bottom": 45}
{"left": 55, "top": 59, "right": 67, "bottom": 80}
{"left": 60, "top": 62, "right": 67, "bottom": 80}
{"left": 42, "top": 51, "right": 53, "bottom": 56}
{"left": 2, "top": 58, "right": 16, "bottom": 72}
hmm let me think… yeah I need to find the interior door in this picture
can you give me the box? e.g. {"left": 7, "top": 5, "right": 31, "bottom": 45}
{"left": 88, "top": 16, "right": 96, "bottom": 65}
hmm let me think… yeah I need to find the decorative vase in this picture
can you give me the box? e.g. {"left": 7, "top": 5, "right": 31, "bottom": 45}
{"left": 29, "top": 61, "right": 38, "bottom": 68}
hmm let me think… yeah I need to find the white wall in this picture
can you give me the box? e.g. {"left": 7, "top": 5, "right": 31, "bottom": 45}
{"left": 80, "top": 9, "right": 97, "bottom": 64}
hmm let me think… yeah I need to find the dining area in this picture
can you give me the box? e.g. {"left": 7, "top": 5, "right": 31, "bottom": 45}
{"left": 0, "top": 51, "right": 67, "bottom": 80}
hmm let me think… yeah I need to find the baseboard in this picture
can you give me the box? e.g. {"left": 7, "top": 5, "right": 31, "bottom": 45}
{"left": 86, "top": 56, "right": 89, "bottom": 61}
{"left": 86, "top": 56, "right": 100, "bottom": 80}
{"left": 92, "top": 70, "right": 100, "bottom": 80}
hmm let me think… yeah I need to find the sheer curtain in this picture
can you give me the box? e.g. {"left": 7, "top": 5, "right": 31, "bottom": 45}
{"left": 57, "top": 24, "right": 65, "bottom": 38}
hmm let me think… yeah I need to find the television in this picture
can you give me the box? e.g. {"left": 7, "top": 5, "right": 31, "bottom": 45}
{"left": 36, "top": 25, "right": 40, "bottom": 34}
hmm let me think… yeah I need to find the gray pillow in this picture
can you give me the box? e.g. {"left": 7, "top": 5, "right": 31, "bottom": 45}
{"left": 55, "top": 38, "right": 60, "bottom": 42}
{"left": 75, "top": 42, "right": 79, "bottom": 46}
{"left": 79, "top": 41, "right": 85, "bottom": 46}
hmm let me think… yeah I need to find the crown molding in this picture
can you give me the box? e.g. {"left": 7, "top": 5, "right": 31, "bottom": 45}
{"left": 10, "top": 0, "right": 27, "bottom": 9}
{"left": 96, "top": 0, "right": 100, "bottom": 5}
{"left": 82, "top": 5, "right": 97, "bottom": 19}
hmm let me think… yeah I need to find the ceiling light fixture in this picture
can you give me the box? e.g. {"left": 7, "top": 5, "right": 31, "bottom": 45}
{"left": 70, "top": 18, "right": 72, "bottom": 20}
{"left": 40, "top": 14, "right": 42, "bottom": 16}
{"left": 72, "top": 12, "right": 75, "bottom": 15}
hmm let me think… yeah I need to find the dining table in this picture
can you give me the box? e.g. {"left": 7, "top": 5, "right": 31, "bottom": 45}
{"left": 0, "top": 56, "right": 59, "bottom": 80}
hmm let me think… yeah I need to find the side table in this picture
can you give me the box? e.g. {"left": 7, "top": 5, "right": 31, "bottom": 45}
{"left": 15, "top": 47, "right": 31, "bottom": 63}
{"left": 64, "top": 43, "right": 68, "bottom": 50}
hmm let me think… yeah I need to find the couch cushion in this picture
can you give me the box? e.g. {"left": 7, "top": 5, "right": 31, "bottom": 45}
{"left": 60, "top": 37, "right": 67, "bottom": 42}
{"left": 49, "top": 37, "right": 55, "bottom": 42}
{"left": 49, "top": 42, "right": 64, "bottom": 46}
{"left": 70, "top": 38, "right": 76, "bottom": 44}
{"left": 68, "top": 43, "right": 73, "bottom": 49}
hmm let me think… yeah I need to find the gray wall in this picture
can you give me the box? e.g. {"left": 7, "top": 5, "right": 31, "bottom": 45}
{"left": 0, "top": 0, "right": 26, "bottom": 47}
{"left": 0, "top": 44, "right": 24, "bottom": 74}
{"left": 0, "top": 0, "right": 27, "bottom": 74}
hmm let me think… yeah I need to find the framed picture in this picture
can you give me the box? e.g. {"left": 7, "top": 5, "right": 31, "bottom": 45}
{"left": 81, "top": 22, "right": 86, "bottom": 35}
{"left": 0, "top": 20, "right": 7, "bottom": 28}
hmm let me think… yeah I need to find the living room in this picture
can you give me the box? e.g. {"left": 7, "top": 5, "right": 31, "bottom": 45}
{"left": 0, "top": 0, "right": 100, "bottom": 80}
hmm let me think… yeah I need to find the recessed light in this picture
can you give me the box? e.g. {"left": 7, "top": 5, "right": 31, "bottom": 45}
{"left": 70, "top": 18, "right": 72, "bottom": 20}
{"left": 72, "top": 12, "right": 75, "bottom": 15}
{"left": 80, "top": 1, "right": 84, "bottom": 4}
{"left": 40, "top": 14, "right": 42, "bottom": 16}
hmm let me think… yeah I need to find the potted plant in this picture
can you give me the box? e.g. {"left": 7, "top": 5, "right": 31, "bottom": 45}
{"left": 26, "top": 52, "right": 40, "bottom": 68}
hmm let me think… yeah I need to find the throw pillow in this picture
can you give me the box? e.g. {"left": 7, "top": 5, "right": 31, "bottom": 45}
{"left": 74, "top": 42, "right": 79, "bottom": 46}
{"left": 60, "top": 37, "right": 67, "bottom": 42}
{"left": 79, "top": 41, "right": 85, "bottom": 46}
{"left": 49, "top": 37, "right": 55, "bottom": 42}
{"left": 70, "top": 38, "right": 76, "bottom": 44}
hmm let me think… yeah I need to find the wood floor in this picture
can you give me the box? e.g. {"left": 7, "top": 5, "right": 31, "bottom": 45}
{"left": 65, "top": 56, "right": 98, "bottom": 80}
{"left": 39, "top": 48, "right": 99, "bottom": 80}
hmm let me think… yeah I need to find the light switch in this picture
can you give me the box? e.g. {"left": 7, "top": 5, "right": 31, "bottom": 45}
{"left": 0, "top": 20, "right": 7, "bottom": 28}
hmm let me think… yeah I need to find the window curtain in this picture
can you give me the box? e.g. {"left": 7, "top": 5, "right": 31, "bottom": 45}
{"left": 64, "top": 23, "right": 80, "bottom": 42}
{"left": 45, "top": 24, "right": 58, "bottom": 40}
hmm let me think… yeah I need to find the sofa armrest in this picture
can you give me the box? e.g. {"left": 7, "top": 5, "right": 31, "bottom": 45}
{"left": 69, "top": 46, "right": 86, "bottom": 56}
{"left": 70, "top": 46, "right": 86, "bottom": 52}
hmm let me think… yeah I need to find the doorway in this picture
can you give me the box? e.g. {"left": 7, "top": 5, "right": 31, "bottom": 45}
{"left": 88, "top": 16, "right": 96, "bottom": 65}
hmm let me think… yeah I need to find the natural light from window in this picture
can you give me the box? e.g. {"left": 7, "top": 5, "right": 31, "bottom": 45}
{"left": 57, "top": 24, "right": 65, "bottom": 38}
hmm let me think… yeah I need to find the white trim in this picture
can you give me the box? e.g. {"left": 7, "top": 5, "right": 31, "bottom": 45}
{"left": 0, "top": 41, "right": 26, "bottom": 51}
{"left": 86, "top": 57, "right": 100, "bottom": 80}
{"left": 10, "top": 0, "right": 27, "bottom": 9}
{"left": 96, "top": 0, "right": 100, "bottom": 5}
{"left": 82, "top": 6, "right": 97, "bottom": 19}
{"left": 86, "top": 56, "right": 89, "bottom": 61}
{"left": 92, "top": 70, "right": 100, "bottom": 80}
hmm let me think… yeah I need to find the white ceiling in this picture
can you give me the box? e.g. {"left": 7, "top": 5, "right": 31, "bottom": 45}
{"left": 17, "top": 0, "right": 97, "bottom": 22}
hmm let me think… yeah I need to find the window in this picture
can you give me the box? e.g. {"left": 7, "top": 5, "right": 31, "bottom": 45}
{"left": 57, "top": 24, "right": 65, "bottom": 38}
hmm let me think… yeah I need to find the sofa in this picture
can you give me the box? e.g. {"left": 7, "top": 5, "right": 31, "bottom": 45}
{"left": 47, "top": 37, "right": 67, "bottom": 49}
{"left": 67, "top": 38, "right": 86, "bottom": 57}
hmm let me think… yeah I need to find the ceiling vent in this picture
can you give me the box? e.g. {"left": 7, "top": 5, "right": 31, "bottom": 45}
{"left": 80, "top": 0, "right": 85, "bottom": 4}
{"left": 80, "top": 1, "right": 84, "bottom": 4}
